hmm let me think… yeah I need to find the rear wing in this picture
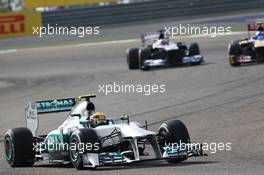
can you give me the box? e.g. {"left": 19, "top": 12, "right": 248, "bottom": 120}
{"left": 25, "top": 94, "right": 96, "bottom": 136}
{"left": 141, "top": 30, "right": 168, "bottom": 46}
{"left": 247, "top": 22, "right": 264, "bottom": 38}
{"left": 35, "top": 98, "right": 76, "bottom": 114}
{"left": 247, "top": 23, "right": 264, "bottom": 31}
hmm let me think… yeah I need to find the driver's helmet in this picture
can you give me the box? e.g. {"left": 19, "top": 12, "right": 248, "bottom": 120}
{"left": 258, "top": 26, "right": 264, "bottom": 32}
{"left": 86, "top": 102, "right": 95, "bottom": 117}
{"left": 255, "top": 26, "right": 264, "bottom": 37}
{"left": 90, "top": 112, "right": 107, "bottom": 127}
{"left": 159, "top": 30, "right": 165, "bottom": 39}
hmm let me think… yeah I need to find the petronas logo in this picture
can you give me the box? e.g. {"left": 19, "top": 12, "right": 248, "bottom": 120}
{"left": 36, "top": 99, "right": 75, "bottom": 110}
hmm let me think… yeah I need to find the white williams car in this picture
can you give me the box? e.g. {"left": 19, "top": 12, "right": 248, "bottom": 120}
{"left": 127, "top": 30, "right": 204, "bottom": 70}
{"left": 4, "top": 94, "right": 206, "bottom": 170}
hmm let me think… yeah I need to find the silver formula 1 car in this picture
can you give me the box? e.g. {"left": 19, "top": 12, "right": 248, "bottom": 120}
{"left": 4, "top": 94, "right": 205, "bottom": 170}
{"left": 228, "top": 22, "right": 264, "bottom": 66}
{"left": 127, "top": 30, "right": 204, "bottom": 70}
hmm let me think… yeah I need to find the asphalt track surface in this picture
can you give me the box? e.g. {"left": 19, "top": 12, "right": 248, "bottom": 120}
{"left": 1, "top": 18, "right": 264, "bottom": 175}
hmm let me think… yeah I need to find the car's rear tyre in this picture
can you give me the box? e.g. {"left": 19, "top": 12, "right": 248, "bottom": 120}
{"left": 229, "top": 41, "right": 241, "bottom": 67}
{"left": 69, "top": 129, "right": 101, "bottom": 170}
{"left": 4, "top": 127, "right": 35, "bottom": 167}
{"left": 158, "top": 120, "right": 190, "bottom": 163}
{"left": 127, "top": 48, "right": 139, "bottom": 69}
{"left": 139, "top": 47, "right": 151, "bottom": 70}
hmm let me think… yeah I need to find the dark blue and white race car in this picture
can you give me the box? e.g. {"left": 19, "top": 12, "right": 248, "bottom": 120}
{"left": 127, "top": 30, "right": 204, "bottom": 70}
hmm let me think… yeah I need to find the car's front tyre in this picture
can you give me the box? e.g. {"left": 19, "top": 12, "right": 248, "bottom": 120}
{"left": 228, "top": 41, "right": 242, "bottom": 67}
{"left": 189, "top": 43, "right": 200, "bottom": 56}
{"left": 127, "top": 48, "right": 139, "bottom": 69}
{"left": 69, "top": 129, "right": 101, "bottom": 170}
{"left": 158, "top": 120, "right": 190, "bottom": 163}
{"left": 139, "top": 47, "right": 151, "bottom": 70}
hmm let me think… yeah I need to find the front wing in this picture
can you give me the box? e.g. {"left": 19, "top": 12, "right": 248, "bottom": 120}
{"left": 81, "top": 142, "right": 206, "bottom": 168}
{"left": 143, "top": 55, "right": 204, "bottom": 68}
{"left": 234, "top": 55, "right": 256, "bottom": 63}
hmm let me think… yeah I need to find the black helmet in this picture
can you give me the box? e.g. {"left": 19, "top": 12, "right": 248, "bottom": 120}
{"left": 159, "top": 30, "right": 165, "bottom": 39}
{"left": 258, "top": 26, "right": 264, "bottom": 32}
{"left": 86, "top": 102, "right": 95, "bottom": 111}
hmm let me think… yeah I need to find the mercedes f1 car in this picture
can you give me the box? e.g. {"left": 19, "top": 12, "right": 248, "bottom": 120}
{"left": 4, "top": 94, "right": 205, "bottom": 170}
{"left": 127, "top": 30, "right": 204, "bottom": 70}
{"left": 228, "top": 22, "right": 264, "bottom": 66}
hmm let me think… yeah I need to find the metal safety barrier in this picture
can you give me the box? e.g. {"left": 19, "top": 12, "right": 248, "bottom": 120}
{"left": 42, "top": 0, "right": 264, "bottom": 27}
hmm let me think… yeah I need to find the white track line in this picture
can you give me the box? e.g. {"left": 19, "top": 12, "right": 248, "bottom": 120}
{"left": 0, "top": 49, "right": 17, "bottom": 55}
{"left": 77, "top": 39, "right": 138, "bottom": 47}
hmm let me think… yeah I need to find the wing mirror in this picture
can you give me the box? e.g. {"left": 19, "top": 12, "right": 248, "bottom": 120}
{"left": 120, "top": 114, "right": 129, "bottom": 124}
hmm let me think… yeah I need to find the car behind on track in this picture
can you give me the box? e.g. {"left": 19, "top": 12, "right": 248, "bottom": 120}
{"left": 127, "top": 30, "right": 204, "bottom": 70}
{"left": 228, "top": 22, "right": 264, "bottom": 66}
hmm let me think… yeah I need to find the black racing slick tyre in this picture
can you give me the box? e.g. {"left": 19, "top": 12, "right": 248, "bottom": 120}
{"left": 127, "top": 48, "right": 139, "bottom": 69}
{"left": 229, "top": 41, "right": 241, "bottom": 67}
{"left": 69, "top": 129, "right": 101, "bottom": 170}
{"left": 158, "top": 120, "right": 190, "bottom": 163}
{"left": 189, "top": 43, "right": 203, "bottom": 65}
{"left": 139, "top": 47, "right": 151, "bottom": 70}
{"left": 189, "top": 43, "right": 200, "bottom": 56}
{"left": 4, "top": 127, "right": 35, "bottom": 167}
{"left": 255, "top": 47, "right": 264, "bottom": 62}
